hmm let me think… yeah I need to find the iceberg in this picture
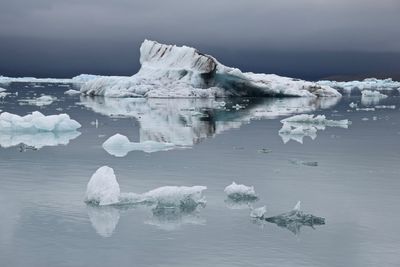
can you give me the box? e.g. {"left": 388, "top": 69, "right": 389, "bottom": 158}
{"left": 80, "top": 40, "right": 341, "bottom": 98}
{"left": 19, "top": 95, "right": 57, "bottom": 106}
{"left": 0, "top": 111, "right": 81, "bottom": 133}
{"left": 224, "top": 182, "right": 258, "bottom": 201}
{"left": 102, "top": 133, "right": 176, "bottom": 156}
{"left": 361, "top": 90, "right": 388, "bottom": 106}
{"left": 251, "top": 201, "right": 325, "bottom": 235}
{"left": 279, "top": 114, "right": 350, "bottom": 144}
{"left": 318, "top": 78, "right": 400, "bottom": 92}
{"left": 85, "top": 166, "right": 207, "bottom": 209}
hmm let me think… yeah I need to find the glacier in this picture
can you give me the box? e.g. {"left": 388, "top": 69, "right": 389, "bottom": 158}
{"left": 0, "top": 111, "right": 81, "bottom": 133}
{"left": 80, "top": 40, "right": 341, "bottom": 98}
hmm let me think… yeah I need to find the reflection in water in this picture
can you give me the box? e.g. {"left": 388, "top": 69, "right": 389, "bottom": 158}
{"left": 0, "top": 131, "right": 81, "bottom": 149}
{"left": 87, "top": 202, "right": 205, "bottom": 237}
{"left": 224, "top": 197, "right": 258, "bottom": 210}
{"left": 79, "top": 96, "right": 340, "bottom": 151}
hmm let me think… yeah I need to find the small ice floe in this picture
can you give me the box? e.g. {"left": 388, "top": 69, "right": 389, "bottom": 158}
{"left": 0, "top": 88, "right": 10, "bottom": 99}
{"left": 279, "top": 114, "right": 350, "bottom": 144}
{"left": 224, "top": 182, "right": 258, "bottom": 200}
{"left": 258, "top": 148, "right": 272, "bottom": 154}
{"left": 289, "top": 159, "right": 318, "bottom": 167}
{"left": 251, "top": 201, "right": 325, "bottom": 235}
{"left": 232, "top": 104, "right": 245, "bottom": 110}
{"left": 362, "top": 117, "right": 369, "bottom": 121}
{"left": 0, "top": 111, "right": 81, "bottom": 132}
{"left": 85, "top": 166, "right": 207, "bottom": 209}
{"left": 64, "top": 89, "right": 81, "bottom": 96}
{"left": 375, "top": 105, "right": 396, "bottom": 109}
{"left": 19, "top": 95, "right": 57, "bottom": 106}
{"left": 361, "top": 90, "right": 388, "bottom": 106}
{"left": 349, "top": 102, "right": 358, "bottom": 108}
{"left": 102, "top": 133, "right": 176, "bottom": 157}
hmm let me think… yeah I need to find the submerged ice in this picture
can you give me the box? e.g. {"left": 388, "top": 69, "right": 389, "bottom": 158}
{"left": 80, "top": 40, "right": 341, "bottom": 98}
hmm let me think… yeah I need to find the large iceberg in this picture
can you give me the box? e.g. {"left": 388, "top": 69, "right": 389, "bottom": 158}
{"left": 0, "top": 111, "right": 81, "bottom": 133}
{"left": 80, "top": 40, "right": 341, "bottom": 98}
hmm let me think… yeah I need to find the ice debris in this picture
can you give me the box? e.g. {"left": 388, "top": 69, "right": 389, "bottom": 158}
{"left": 64, "top": 89, "right": 81, "bottom": 95}
{"left": 317, "top": 78, "right": 400, "bottom": 92}
{"left": 279, "top": 114, "right": 350, "bottom": 144}
{"left": 79, "top": 40, "right": 341, "bottom": 98}
{"left": 102, "top": 133, "right": 176, "bottom": 156}
{"left": 0, "top": 111, "right": 81, "bottom": 132}
{"left": 361, "top": 90, "right": 388, "bottom": 106}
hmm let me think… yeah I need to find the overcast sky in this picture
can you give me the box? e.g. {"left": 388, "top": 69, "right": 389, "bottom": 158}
{"left": 1, "top": 0, "right": 400, "bottom": 79}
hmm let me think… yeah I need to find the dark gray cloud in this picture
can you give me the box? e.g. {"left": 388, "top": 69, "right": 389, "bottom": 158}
{"left": 0, "top": 0, "right": 399, "bottom": 78}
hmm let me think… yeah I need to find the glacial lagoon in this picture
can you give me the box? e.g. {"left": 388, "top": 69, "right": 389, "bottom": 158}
{"left": 1, "top": 82, "right": 400, "bottom": 266}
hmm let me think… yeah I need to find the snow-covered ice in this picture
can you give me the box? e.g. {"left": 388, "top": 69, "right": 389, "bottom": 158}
{"left": 79, "top": 40, "right": 341, "bottom": 98}
{"left": 361, "top": 90, "right": 388, "bottom": 106}
{"left": 102, "top": 133, "right": 176, "bottom": 156}
{"left": 279, "top": 114, "right": 350, "bottom": 144}
{"left": 0, "top": 111, "right": 81, "bottom": 132}
{"left": 224, "top": 182, "right": 258, "bottom": 201}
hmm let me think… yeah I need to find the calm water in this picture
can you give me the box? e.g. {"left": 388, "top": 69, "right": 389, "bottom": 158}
{"left": 1, "top": 83, "right": 400, "bottom": 267}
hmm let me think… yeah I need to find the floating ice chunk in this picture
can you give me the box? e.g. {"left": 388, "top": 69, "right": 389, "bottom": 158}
{"left": 252, "top": 201, "right": 325, "bottom": 235}
{"left": 102, "top": 133, "right": 176, "bottom": 156}
{"left": 318, "top": 78, "right": 400, "bottom": 92}
{"left": 85, "top": 166, "right": 207, "bottom": 209}
{"left": 85, "top": 166, "right": 121, "bottom": 206}
{"left": 0, "top": 111, "right": 81, "bottom": 132}
{"left": 361, "top": 90, "right": 388, "bottom": 106}
{"left": 281, "top": 114, "right": 350, "bottom": 128}
{"left": 250, "top": 206, "right": 267, "bottom": 218}
{"left": 79, "top": 40, "right": 340, "bottom": 98}
{"left": 0, "top": 92, "right": 10, "bottom": 99}
{"left": 224, "top": 182, "right": 258, "bottom": 201}
{"left": 375, "top": 105, "right": 396, "bottom": 109}
{"left": 19, "top": 95, "right": 57, "bottom": 106}
{"left": 349, "top": 102, "right": 358, "bottom": 108}
{"left": 356, "top": 107, "right": 375, "bottom": 111}
{"left": 0, "top": 131, "right": 80, "bottom": 149}
{"left": 64, "top": 89, "right": 81, "bottom": 95}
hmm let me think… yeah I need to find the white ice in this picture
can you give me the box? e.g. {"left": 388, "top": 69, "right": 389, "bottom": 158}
{"left": 102, "top": 133, "right": 176, "bottom": 156}
{"left": 224, "top": 182, "right": 257, "bottom": 200}
{"left": 250, "top": 206, "right": 267, "bottom": 218}
{"left": 0, "top": 111, "right": 81, "bottom": 132}
{"left": 64, "top": 89, "right": 81, "bottom": 96}
{"left": 85, "top": 166, "right": 207, "bottom": 208}
{"left": 79, "top": 40, "right": 341, "bottom": 98}
{"left": 318, "top": 78, "right": 400, "bottom": 92}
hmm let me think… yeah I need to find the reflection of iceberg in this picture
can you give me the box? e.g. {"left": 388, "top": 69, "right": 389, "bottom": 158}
{"left": 102, "top": 133, "right": 176, "bottom": 156}
{"left": 279, "top": 114, "right": 350, "bottom": 144}
{"left": 18, "top": 95, "right": 57, "bottom": 106}
{"left": 80, "top": 40, "right": 340, "bottom": 98}
{"left": 80, "top": 96, "right": 340, "bottom": 149}
{"left": 361, "top": 90, "right": 388, "bottom": 106}
{"left": 0, "top": 131, "right": 81, "bottom": 149}
{"left": 251, "top": 202, "right": 325, "bottom": 235}
{"left": 87, "top": 205, "right": 121, "bottom": 238}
